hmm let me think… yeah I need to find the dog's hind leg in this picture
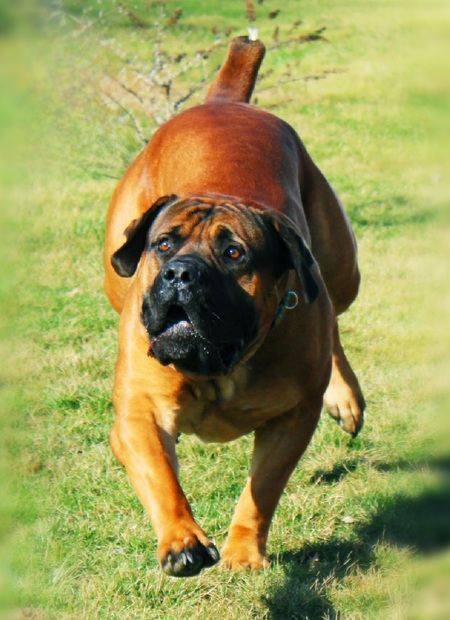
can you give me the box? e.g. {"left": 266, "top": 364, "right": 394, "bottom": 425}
{"left": 298, "top": 148, "right": 365, "bottom": 436}
{"left": 324, "top": 321, "right": 365, "bottom": 437}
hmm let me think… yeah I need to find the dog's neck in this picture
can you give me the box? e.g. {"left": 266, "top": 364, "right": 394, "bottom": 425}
{"left": 187, "top": 289, "right": 299, "bottom": 404}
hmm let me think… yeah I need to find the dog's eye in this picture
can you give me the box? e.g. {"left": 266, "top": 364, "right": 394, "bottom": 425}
{"left": 224, "top": 245, "right": 244, "bottom": 261}
{"left": 157, "top": 238, "right": 171, "bottom": 253}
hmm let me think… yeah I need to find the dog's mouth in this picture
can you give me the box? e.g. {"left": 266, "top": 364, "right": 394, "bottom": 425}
{"left": 148, "top": 303, "right": 243, "bottom": 375}
{"left": 158, "top": 304, "right": 193, "bottom": 334}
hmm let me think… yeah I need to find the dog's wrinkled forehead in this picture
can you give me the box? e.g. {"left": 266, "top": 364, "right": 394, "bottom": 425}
{"left": 150, "top": 198, "right": 268, "bottom": 246}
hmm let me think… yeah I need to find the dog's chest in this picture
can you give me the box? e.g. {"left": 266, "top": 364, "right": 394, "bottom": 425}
{"left": 190, "top": 375, "right": 238, "bottom": 404}
{"left": 177, "top": 367, "right": 300, "bottom": 443}
{"left": 174, "top": 369, "right": 245, "bottom": 440}
{"left": 177, "top": 374, "right": 246, "bottom": 442}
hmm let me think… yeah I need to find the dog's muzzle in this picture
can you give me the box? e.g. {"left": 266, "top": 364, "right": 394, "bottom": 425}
{"left": 142, "top": 256, "right": 258, "bottom": 376}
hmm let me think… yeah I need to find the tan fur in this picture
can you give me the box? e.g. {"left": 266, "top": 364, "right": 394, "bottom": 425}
{"left": 104, "top": 37, "right": 365, "bottom": 576}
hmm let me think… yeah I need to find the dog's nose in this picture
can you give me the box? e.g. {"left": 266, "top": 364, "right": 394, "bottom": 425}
{"left": 161, "top": 259, "right": 201, "bottom": 288}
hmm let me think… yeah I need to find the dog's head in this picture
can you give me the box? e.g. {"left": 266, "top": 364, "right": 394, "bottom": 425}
{"left": 111, "top": 195, "right": 319, "bottom": 376}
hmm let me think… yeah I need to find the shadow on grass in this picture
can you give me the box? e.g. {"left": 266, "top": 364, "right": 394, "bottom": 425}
{"left": 310, "top": 454, "right": 450, "bottom": 486}
{"left": 346, "top": 192, "right": 436, "bottom": 236}
{"left": 264, "top": 458, "right": 450, "bottom": 619}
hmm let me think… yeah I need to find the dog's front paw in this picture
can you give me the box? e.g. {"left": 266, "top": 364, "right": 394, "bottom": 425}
{"left": 158, "top": 531, "right": 220, "bottom": 577}
{"left": 221, "top": 526, "right": 269, "bottom": 571}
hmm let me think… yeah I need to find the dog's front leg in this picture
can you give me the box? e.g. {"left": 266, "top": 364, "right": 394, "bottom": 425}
{"left": 221, "top": 402, "right": 322, "bottom": 570}
{"left": 110, "top": 406, "right": 219, "bottom": 577}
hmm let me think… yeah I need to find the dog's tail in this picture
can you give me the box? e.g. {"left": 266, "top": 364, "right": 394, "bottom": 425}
{"left": 205, "top": 36, "right": 266, "bottom": 104}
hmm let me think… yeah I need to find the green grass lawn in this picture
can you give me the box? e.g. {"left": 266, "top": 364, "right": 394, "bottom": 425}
{"left": 1, "top": 0, "right": 449, "bottom": 618}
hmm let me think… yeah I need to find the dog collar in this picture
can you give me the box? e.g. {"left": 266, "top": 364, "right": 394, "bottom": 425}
{"left": 272, "top": 290, "right": 299, "bottom": 328}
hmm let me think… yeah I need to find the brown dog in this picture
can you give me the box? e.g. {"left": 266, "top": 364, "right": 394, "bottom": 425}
{"left": 104, "top": 37, "right": 365, "bottom": 577}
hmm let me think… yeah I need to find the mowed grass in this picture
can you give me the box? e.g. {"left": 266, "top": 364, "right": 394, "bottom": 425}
{"left": 1, "top": 0, "right": 449, "bottom": 618}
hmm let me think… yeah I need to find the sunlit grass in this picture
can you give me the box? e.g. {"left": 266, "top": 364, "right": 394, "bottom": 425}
{"left": 1, "top": 0, "right": 449, "bottom": 618}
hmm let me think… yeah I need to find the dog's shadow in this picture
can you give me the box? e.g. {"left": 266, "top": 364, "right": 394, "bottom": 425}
{"left": 263, "top": 456, "right": 450, "bottom": 619}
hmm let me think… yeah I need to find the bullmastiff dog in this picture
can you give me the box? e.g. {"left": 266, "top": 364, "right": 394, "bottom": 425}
{"left": 104, "top": 36, "right": 365, "bottom": 577}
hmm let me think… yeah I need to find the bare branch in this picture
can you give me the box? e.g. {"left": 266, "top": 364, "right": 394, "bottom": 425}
{"left": 120, "top": 2, "right": 150, "bottom": 28}
{"left": 85, "top": 3, "right": 336, "bottom": 142}
{"left": 245, "top": 0, "right": 257, "bottom": 22}
{"left": 101, "top": 91, "right": 148, "bottom": 144}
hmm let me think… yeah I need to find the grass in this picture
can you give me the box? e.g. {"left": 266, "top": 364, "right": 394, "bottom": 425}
{"left": 1, "top": 0, "right": 449, "bottom": 618}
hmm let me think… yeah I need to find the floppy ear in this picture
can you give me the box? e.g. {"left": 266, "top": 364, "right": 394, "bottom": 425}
{"left": 111, "top": 195, "right": 179, "bottom": 277}
{"left": 264, "top": 212, "right": 320, "bottom": 305}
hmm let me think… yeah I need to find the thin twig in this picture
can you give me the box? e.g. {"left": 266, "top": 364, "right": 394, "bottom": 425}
{"left": 267, "top": 27, "right": 329, "bottom": 50}
{"left": 93, "top": 3, "right": 335, "bottom": 140}
{"left": 256, "top": 69, "right": 345, "bottom": 94}
{"left": 101, "top": 92, "right": 148, "bottom": 144}
{"left": 245, "top": 0, "right": 257, "bottom": 22}
{"left": 120, "top": 1, "right": 150, "bottom": 28}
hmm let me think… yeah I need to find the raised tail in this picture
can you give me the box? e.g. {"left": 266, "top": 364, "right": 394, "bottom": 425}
{"left": 205, "top": 36, "right": 266, "bottom": 104}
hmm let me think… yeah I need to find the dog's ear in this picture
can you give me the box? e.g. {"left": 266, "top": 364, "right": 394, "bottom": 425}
{"left": 111, "top": 195, "right": 179, "bottom": 277}
{"left": 263, "top": 212, "right": 320, "bottom": 304}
